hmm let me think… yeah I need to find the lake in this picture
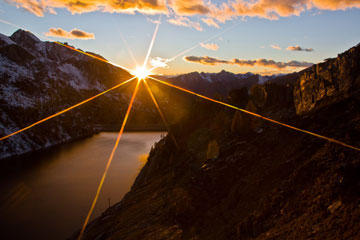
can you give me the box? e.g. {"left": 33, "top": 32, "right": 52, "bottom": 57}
{"left": 0, "top": 132, "right": 165, "bottom": 240}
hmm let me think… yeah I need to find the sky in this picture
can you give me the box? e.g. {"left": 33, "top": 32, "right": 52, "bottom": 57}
{"left": 0, "top": 0, "right": 360, "bottom": 76}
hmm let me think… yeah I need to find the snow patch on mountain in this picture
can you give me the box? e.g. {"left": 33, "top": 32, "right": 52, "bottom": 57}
{"left": 58, "top": 63, "right": 89, "bottom": 91}
{"left": 0, "top": 33, "right": 16, "bottom": 46}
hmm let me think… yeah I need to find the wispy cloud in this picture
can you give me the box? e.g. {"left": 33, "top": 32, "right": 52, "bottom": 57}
{"left": 200, "top": 42, "right": 219, "bottom": 51}
{"left": 150, "top": 57, "right": 169, "bottom": 68}
{"left": 184, "top": 56, "right": 228, "bottom": 65}
{"left": 147, "top": 17, "right": 160, "bottom": 24}
{"left": 167, "top": 15, "right": 203, "bottom": 31}
{"left": 45, "top": 28, "right": 95, "bottom": 39}
{"left": 287, "top": 45, "right": 314, "bottom": 52}
{"left": 270, "top": 44, "right": 281, "bottom": 50}
{"left": 201, "top": 18, "right": 220, "bottom": 28}
{"left": 184, "top": 55, "right": 314, "bottom": 69}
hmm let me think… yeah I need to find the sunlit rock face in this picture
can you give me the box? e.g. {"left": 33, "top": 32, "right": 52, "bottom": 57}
{"left": 294, "top": 44, "right": 360, "bottom": 115}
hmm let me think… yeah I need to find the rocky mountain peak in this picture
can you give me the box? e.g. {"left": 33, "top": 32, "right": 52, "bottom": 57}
{"left": 218, "top": 69, "right": 233, "bottom": 77}
{"left": 10, "top": 29, "right": 41, "bottom": 46}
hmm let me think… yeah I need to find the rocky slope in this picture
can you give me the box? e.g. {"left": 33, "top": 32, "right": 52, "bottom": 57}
{"left": 75, "top": 44, "right": 360, "bottom": 239}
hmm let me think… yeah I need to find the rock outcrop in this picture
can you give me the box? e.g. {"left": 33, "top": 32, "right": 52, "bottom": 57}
{"left": 294, "top": 43, "right": 360, "bottom": 115}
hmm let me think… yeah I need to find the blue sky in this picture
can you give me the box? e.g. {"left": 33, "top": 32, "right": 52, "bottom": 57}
{"left": 0, "top": 0, "right": 360, "bottom": 75}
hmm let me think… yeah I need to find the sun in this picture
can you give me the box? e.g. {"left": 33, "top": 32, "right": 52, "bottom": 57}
{"left": 131, "top": 66, "right": 152, "bottom": 80}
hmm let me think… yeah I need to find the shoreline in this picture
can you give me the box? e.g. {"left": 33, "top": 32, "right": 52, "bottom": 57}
{"left": 0, "top": 130, "right": 167, "bottom": 179}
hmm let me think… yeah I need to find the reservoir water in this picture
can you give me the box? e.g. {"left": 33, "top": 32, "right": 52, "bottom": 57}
{"left": 0, "top": 132, "right": 165, "bottom": 240}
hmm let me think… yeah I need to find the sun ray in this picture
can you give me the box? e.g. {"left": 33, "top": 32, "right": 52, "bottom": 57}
{"left": 0, "top": 77, "right": 136, "bottom": 141}
{"left": 143, "top": 15, "right": 161, "bottom": 68}
{"left": 148, "top": 21, "right": 240, "bottom": 73}
{"left": 148, "top": 76, "right": 360, "bottom": 152}
{"left": 77, "top": 79, "right": 141, "bottom": 240}
{"left": 143, "top": 79, "right": 178, "bottom": 148}
{"left": 119, "top": 31, "right": 139, "bottom": 67}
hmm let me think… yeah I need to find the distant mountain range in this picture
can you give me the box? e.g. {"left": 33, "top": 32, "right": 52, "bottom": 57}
{"left": 161, "top": 71, "right": 273, "bottom": 97}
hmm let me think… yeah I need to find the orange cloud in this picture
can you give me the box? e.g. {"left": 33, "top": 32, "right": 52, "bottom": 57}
{"left": 169, "top": 0, "right": 210, "bottom": 15}
{"left": 270, "top": 44, "right": 282, "bottom": 50}
{"left": 7, "top": 0, "right": 360, "bottom": 29}
{"left": 200, "top": 42, "right": 219, "bottom": 51}
{"left": 8, "top": 0, "right": 167, "bottom": 17}
{"left": 184, "top": 55, "right": 314, "bottom": 69}
{"left": 231, "top": 0, "right": 360, "bottom": 20}
{"left": 45, "top": 28, "right": 95, "bottom": 39}
{"left": 311, "top": 0, "right": 360, "bottom": 10}
{"left": 287, "top": 45, "right": 314, "bottom": 51}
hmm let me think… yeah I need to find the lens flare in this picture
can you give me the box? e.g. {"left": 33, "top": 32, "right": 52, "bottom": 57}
{"left": 77, "top": 79, "right": 141, "bottom": 240}
{"left": 0, "top": 77, "right": 135, "bottom": 141}
{"left": 143, "top": 15, "right": 161, "bottom": 68}
{"left": 131, "top": 66, "right": 152, "bottom": 80}
{"left": 143, "top": 79, "right": 178, "bottom": 148}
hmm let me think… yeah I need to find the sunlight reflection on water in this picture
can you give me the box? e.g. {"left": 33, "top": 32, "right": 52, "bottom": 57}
{"left": 0, "top": 132, "right": 165, "bottom": 240}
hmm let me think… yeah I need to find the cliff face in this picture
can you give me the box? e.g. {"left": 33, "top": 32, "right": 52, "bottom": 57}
{"left": 76, "top": 43, "right": 360, "bottom": 240}
{"left": 294, "top": 44, "right": 360, "bottom": 115}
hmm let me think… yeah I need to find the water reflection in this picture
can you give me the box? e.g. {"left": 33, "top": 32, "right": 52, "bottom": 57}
{"left": 0, "top": 132, "right": 165, "bottom": 240}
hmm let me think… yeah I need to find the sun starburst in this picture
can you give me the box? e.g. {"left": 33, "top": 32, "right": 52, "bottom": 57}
{"left": 131, "top": 66, "right": 152, "bottom": 80}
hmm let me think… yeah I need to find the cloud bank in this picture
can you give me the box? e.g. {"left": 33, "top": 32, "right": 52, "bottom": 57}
{"left": 6, "top": 0, "right": 360, "bottom": 31}
{"left": 9, "top": 0, "right": 167, "bottom": 17}
{"left": 45, "top": 28, "right": 95, "bottom": 39}
{"left": 184, "top": 55, "right": 314, "bottom": 69}
{"left": 287, "top": 45, "right": 314, "bottom": 52}
{"left": 8, "top": 0, "right": 360, "bottom": 30}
